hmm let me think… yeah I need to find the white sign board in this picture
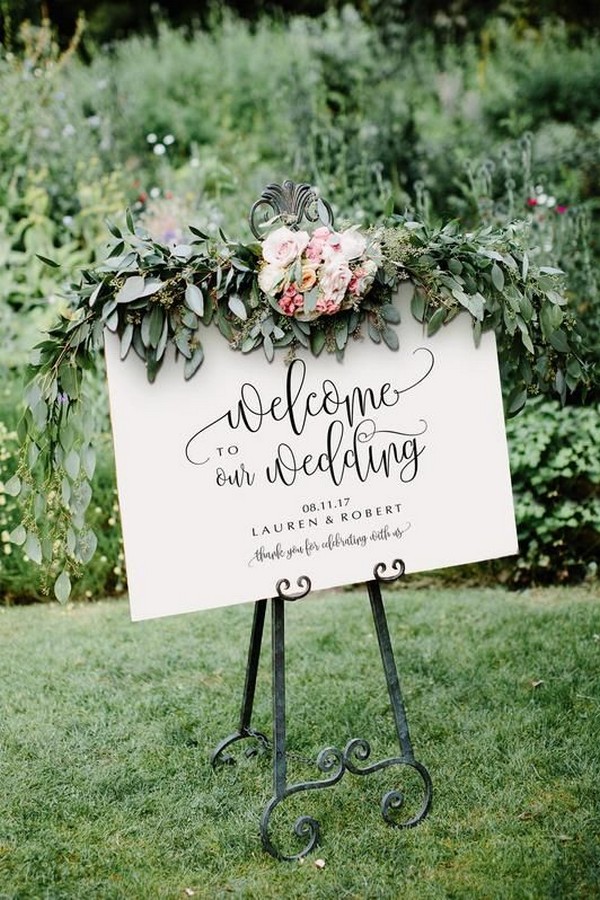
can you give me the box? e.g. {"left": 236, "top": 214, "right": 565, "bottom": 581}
{"left": 105, "top": 285, "right": 518, "bottom": 620}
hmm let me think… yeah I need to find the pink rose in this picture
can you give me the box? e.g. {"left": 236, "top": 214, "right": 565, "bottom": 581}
{"left": 348, "top": 259, "right": 378, "bottom": 296}
{"left": 305, "top": 226, "right": 332, "bottom": 262}
{"left": 315, "top": 296, "right": 342, "bottom": 315}
{"left": 262, "top": 226, "right": 310, "bottom": 267}
{"left": 320, "top": 228, "right": 367, "bottom": 262}
{"left": 319, "top": 257, "right": 352, "bottom": 306}
{"left": 278, "top": 284, "right": 304, "bottom": 316}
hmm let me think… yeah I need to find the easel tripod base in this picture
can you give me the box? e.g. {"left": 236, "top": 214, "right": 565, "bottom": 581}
{"left": 211, "top": 560, "right": 432, "bottom": 861}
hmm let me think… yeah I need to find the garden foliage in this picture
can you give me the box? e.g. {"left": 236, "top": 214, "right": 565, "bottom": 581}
{"left": 0, "top": 8, "right": 598, "bottom": 598}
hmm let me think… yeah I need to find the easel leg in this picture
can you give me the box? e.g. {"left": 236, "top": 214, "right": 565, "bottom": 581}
{"left": 271, "top": 595, "right": 287, "bottom": 795}
{"left": 367, "top": 579, "right": 414, "bottom": 761}
{"left": 261, "top": 592, "right": 346, "bottom": 861}
{"left": 210, "top": 598, "right": 270, "bottom": 766}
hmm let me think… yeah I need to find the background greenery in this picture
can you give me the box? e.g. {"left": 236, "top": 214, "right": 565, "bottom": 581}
{"left": 0, "top": 586, "right": 598, "bottom": 897}
{"left": 0, "top": 2, "right": 598, "bottom": 601}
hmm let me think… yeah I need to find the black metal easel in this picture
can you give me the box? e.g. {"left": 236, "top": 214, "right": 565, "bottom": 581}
{"left": 211, "top": 559, "right": 432, "bottom": 861}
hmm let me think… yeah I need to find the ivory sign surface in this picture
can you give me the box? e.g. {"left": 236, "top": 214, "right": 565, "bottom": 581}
{"left": 105, "top": 286, "right": 518, "bottom": 620}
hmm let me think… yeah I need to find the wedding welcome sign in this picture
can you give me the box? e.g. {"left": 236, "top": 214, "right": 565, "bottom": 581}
{"left": 105, "top": 283, "right": 518, "bottom": 621}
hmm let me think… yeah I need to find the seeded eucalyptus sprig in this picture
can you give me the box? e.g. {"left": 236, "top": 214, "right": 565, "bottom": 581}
{"left": 382, "top": 216, "right": 591, "bottom": 414}
{"left": 12, "top": 212, "right": 592, "bottom": 601}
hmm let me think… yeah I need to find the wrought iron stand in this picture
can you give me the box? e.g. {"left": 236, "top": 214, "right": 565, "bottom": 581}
{"left": 211, "top": 560, "right": 432, "bottom": 861}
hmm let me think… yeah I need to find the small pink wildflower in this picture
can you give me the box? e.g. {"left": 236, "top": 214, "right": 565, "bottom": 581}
{"left": 526, "top": 198, "right": 538, "bottom": 207}
{"left": 555, "top": 204, "right": 568, "bottom": 214}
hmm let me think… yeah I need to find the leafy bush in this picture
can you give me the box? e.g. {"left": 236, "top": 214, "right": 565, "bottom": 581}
{"left": 507, "top": 398, "right": 600, "bottom": 584}
{"left": 480, "top": 20, "right": 600, "bottom": 134}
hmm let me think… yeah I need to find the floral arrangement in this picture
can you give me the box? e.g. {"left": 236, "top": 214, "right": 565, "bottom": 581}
{"left": 258, "top": 225, "right": 379, "bottom": 320}
{"left": 8, "top": 201, "right": 593, "bottom": 601}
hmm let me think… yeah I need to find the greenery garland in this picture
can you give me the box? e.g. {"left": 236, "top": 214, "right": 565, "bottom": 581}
{"left": 7, "top": 212, "right": 591, "bottom": 601}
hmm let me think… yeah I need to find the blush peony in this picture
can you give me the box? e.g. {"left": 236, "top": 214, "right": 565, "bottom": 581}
{"left": 262, "top": 226, "right": 310, "bottom": 267}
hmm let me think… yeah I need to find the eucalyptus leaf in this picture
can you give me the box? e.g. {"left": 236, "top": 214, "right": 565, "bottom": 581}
{"left": 64, "top": 449, "right": 81, "bottom": 480}
{"left": 77, "top": 529, "right": 98, "bottom": 564}
{"left": 367, "top": 319, "right": 382, "bottom": 343}
{"left": 180, "top": 307, "right": 199, "bottom": 330}
{"left": 140, "top": 310, "right": 152, "bottom": 348}
{"left": 120, "top": 322, "right": 134, "bottom": 359}
{"left": 9, "top": 525, "right": 27, "bottom": 546}
{"left": 175, "top": 329, "right": 192, "bottom": 359}
{"left": 410, "top": 288, "right": 426, "bottom": 323}
{"left": 303, "top": 287, "right": 318, "bottom": 314}
{"left": 148, "top": 304, "right": 164, "bottom": 348}
{"left": 83, "top": 446, "right": 96, "bottom": 479}
{"left": 66, "top": 527, "right": 77, "bottom": 555}
{"left": 115, "top": 275, "right": 145, "bottom": 304}
{"left": 156, "top": 318, "right": 169, "bottom": 361}
{"left": 382, "top": 326, "right": 400, "bottom": 351}
{"left": 491, "top": 263, "right": 505, "bottom": 292}
{"left": 184, "top": 346, "right": 204, "bottom": 379}
{"left": 105, "top": 309, "right": 119, "bottom": 332}
{"left": 290, "top": 320, "right": 309, "bottom": 347}
{"left": 185, "top": 282, "right": 205, "bottom": 316}
{"left": 241, "top": 336, "right": 258, "bottom": 353}
{"left": 380, "top": 303, "right": 401, "bottom": 324}
{"left": 54, "top": 570, "right": 72, "bottom": 603}
{"left": 24, "top": 532, "right": 43, "bottom": 565}
{"left": 457, "top": 292, "right": 485, "bottom": 321}
{"left": 263, "top": 333, "right": 274, "bottom": 362}
{"left": 427, "top": 307, "right": 447, "bottom": 336}
{"left": 61, "top": 476, "right": 71, "bottom": 505}
{"left": 4, "top": 475, "right": 21, "bottom": 497}
{"left": 228, "top": 295, "right": 247, "bottom": 321}
{"left": 139, "top": 279, "right": 164, "bottom": 298}
{"left": 172, "top": 244, "right": 193, "bottom": 259}
{"left": 335, "top": 320, "right": 348, "bottom": 351}
{"left": 27, "top": 441, "right": 40, "bottom": 468}
{"left": 310, "top": 329, "right": 327, "bottom": 356}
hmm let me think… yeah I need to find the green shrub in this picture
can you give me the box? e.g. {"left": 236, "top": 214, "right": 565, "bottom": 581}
{"left": 506, "top": 398, "right": 600, "bottom": 585}
{"left": 480, "top": 20, "right": 600, "bottom": 134}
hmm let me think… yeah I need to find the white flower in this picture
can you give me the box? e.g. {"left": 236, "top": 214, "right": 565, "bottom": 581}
{"left": 146, "top": 133, "right": 158, "bottom": 144}
{"left": 258, "top": 263, "right": 286, "bottom": 295}
{"left": 262, "top": 226, "right": 310, "bottom": 267}
{"left": 163, "top": 134, "right": 175, "bottom": 145}
{"left": 153, "top": 143, "right": 166, "bottom": 156}
{"left": 337, "top": 228, "right": 367, "bottom": 260}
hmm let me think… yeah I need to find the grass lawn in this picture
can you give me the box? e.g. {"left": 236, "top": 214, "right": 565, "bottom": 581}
{"left": 0, "top": 584, "right": 598, "bottom": 899}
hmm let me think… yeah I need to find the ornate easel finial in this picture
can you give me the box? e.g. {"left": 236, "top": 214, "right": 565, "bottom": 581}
{"left": 249, "top": 180, "right": 334, "bottom": 239}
